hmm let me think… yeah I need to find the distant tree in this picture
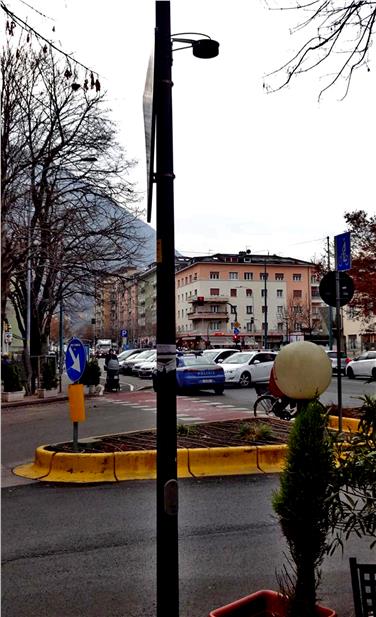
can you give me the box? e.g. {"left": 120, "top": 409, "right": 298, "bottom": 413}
{"left": 345, "top": 210, "right": 376, "bottom": 320}
{"left": 265, "top": 0, "right": 376, "bottom": 99}
{"left": 1, "top": 38, "right": 144, "bottom": 357}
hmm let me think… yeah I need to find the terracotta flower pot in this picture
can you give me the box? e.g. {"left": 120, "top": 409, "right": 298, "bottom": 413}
{"left": 209, "top": 590, "right": 337, "bottom": 617}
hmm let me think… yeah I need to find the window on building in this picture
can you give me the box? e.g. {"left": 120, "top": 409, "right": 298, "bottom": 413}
{"left": 246, "top": 322, "right": 254, "bottom": 332}
{"left": 311, "top": 286, "right": 320, "bottom": 297}
{"left": 185, "top": 277, "right": 188, "bottom": 285}
{"left": 277, "top": 305, "right": 283, "bottom": 315}
{"left": 277, "top": 322, "right": 284, "bottom": 332}
{"left": 230, "top": 305, "right": 237, "bottom": 314}
{"left": 293, "top": 273, "right": 302, "bottom": 281}
{"left": 246, "top": 305, "right": 253, "bottom": 314}
{"left": 209, "top": 321, "right": 220, "bottom": 331}
{"left": 189, "top": 275, "right": 192, "bottom": 283}
{"left": 262, "top": 306, "right": 266, "bottom": 313}
{"left": 177, "top": 280, "right": 180, "bottom": 288}
{"left": 229, "top": 272, "right": 238, "bottom": 280}
{"left": 293, "top": 305, "right": 302, "bottom": 314}
{"left": 293, "top": 290, "right": 302, "bottom": 298}
{"left": 311, "top": 274, "right": 318, "bottom": 283}
{"left": 277, "top": 289, "right": 283, "bottom": 297}
{"left": 210, "top": 271, "right": 219, "bottom": 279}
{"left": 210, "top": 288, "right": 220, "bottom": 296}
{"left": 294, "top": 322, "right": 302, "bottom": 331}
{"left": 275, "top": 273, "right": 284, "bottom": 281}
{"left": 261, "top": 289, "right": 267, "bottom": 297}
{"left": 230, "top": 289, "right": 237, "bottom": 297}
{"left": 244, "top": 272, "right": 253, "bottom": 280}
{"left": 262, "top": 322, "right": 268, "bottom": 330}
{"left": 348, "top": 334, "right": 357, "bottom": 349}
{"left": 260, "top": 272, "right": 269, "bottom": 280}
{"left": 246, "top": 289, "right": 253, "bottom": 296}
{"left": 194, "top": 273, "right": 197, "bottom": 280}
{"left": 211, "top": 305, "right": 219, "bottom": 313}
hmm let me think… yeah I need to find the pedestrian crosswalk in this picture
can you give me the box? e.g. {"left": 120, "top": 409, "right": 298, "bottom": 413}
{"left": 102, "top": 392, "right": 254, "bottom": 423}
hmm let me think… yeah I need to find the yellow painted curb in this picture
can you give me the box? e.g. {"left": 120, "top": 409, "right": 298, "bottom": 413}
{"left": 257, "top": 445, "right": 288, "bottom": 473}
{"left": 328, "top": 415, "right": 360, "bottom": 433}
{"left": 114, "top": 450, "right": 156, "bottom": 481}
{"left": 187, "top": 446, "right": 259, "bottom": 477}
{"left": 42, "top": 452, "right": 116, "bottom": 483}
{"left": 13, "top": 446, "right": 54, "bottom": 479}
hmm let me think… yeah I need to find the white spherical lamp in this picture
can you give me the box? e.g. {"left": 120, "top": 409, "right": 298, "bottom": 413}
{"left": 273, "top": 341, "right": 332, "bottom": 400}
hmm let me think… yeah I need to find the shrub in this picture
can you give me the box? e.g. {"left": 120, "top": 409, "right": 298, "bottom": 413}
{"left": 80, "top": 358, "right": 101, "bottom": 387}
{"left": 41, "top": 361, "right": 58, "bottom": 390}
{"left": 2, "top": 361, "right": 26, "bottom": 392}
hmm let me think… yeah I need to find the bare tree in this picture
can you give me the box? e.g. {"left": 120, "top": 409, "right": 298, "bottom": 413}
{"left": 1, "top": 39, "right": 145, "bottom": 356}
{"left": 264, "top": 0, "right": 376, "bottom": 99}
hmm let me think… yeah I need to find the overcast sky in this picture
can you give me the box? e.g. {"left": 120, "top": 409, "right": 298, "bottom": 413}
{"left": 5, "top": 0, "right": 375, "bottom": 263}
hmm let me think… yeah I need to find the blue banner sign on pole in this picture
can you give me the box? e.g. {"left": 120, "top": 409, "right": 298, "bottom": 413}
{"left": 335, "top": 232, "right": 351, "bottom": 271}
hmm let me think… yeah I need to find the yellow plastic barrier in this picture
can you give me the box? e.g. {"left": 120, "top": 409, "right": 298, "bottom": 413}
{"left": 257, "top": 444, "right": 288, "bottom": 473}
{"left": 328, "top": 415, "right": 360, "bottom": 433}
{"left": 114, "top": 450, "right": 157, "bottom": 481}
{"left": 43, "top": 452, "right": 116, "bottom": 483}
{"left": 187, "top": 446, "right": 259, "bottom": 477}
{"left": 13, "top": 446, "right": 54, "bottom": 479}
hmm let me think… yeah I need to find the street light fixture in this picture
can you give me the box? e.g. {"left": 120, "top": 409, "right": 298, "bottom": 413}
{"left": 153, "top": 4, "right": 219, "bottom": 616}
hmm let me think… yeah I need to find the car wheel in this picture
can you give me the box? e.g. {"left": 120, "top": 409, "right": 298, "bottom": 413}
{"left": 239, "top": 372, "right": 251, "bottom": 388}
{"left": 347, "top": 367, "right": 355, "bottom": 379}
{"left": 214, "top": 386, "right": 224, "bottom": 395}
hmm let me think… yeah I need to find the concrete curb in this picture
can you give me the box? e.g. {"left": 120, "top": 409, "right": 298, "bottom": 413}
{"left": 12, "top": 415, "right": 360, "bottom": 484}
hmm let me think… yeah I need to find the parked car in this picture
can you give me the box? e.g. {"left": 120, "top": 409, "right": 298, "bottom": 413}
{"left": 121, "top": 349, "right": 155, "bottom": 375}
{"left": 132, "top": 351, "right": 156, "bottom": 376}
{"left": 152, "top": 354, "right": 225, "bottom": 394}
{"left": 117, "top": 349, "right": 145, "bottom": 372}
{"left": 346, "top": 351, "right": 376, "bottom": 380}
{"left": 221, "top": 351, "right": 277, "bottom": 387}
{"left": 325, "top": 350, "right": 351, "bottom": 374}
{"left": 201, "top": 348, "right": 240, "bottom": 364}
{"left": 138, "top": 358, "right": 157, "bottom": 379}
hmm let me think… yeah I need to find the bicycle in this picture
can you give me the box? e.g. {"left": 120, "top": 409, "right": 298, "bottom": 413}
{"left": 253, "top": 382, "right": 324, "bottom": 420}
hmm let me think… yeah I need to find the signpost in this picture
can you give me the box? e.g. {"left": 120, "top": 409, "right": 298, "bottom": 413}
{"left": 320, "top": 232, "right": 353, "bottom": 432}
{"left": 65, "top": 338, "right": 87, "bottom": 451}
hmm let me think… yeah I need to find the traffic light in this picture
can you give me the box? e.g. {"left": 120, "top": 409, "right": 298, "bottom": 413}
{"left": 197, "top": 296, "right": 205, "bottom": 306}
{"left": 232, "top": 334, "right": 240, "bottom": 343}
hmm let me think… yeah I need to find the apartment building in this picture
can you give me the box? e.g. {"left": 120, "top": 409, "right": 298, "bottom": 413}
{"left": 175, "top": 252, "right": 327, "bottom": 349}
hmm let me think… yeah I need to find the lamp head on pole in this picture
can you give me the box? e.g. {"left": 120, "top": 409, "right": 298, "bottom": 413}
{"left": 171, "top": 33, "right": 219, "bottom": 59}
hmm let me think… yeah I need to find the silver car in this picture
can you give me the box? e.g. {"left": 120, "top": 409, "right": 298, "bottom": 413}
{"left": 346, "top": 351, "right": 376, "bottom": 380}
{"left": 221, "top": 351, "right": 277, "bottom": 388}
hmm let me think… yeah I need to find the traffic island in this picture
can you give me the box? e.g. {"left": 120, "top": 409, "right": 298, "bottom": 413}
{"left": 12, "top": 415, "right": 360, "bottom": 484}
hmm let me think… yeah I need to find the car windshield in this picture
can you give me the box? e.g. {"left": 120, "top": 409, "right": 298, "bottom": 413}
{"left": 118, "top": 350, "right": 137, "bottom": 361}
{"left": 225, "top": 352, "right": 255, "bottom": 364}
{"left": 202, "top": 351, "right": 218, "bottom": 362}
{"left": 179, "top": 356, "right": 210, "bottom": 367}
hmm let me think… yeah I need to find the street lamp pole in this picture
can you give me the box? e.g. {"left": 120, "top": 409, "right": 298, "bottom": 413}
{"left": 154, "top": 5, "right": 219, "bottom": 614}
{"left": 155, "top": 3, "right": 178, "bottom": 616}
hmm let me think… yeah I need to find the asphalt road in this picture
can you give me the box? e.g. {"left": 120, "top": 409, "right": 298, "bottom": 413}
{"left": 2, "top": 475, "right": 374, "bottom": 617}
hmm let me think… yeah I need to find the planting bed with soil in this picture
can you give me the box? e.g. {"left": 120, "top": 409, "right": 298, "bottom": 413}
{"left": 46, "top": 405, "right": 362, "bottom": 454}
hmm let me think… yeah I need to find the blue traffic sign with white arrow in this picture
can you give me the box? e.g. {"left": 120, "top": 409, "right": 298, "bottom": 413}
{"left": 65, "top": 337, "right": 87, "bottom": 382}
